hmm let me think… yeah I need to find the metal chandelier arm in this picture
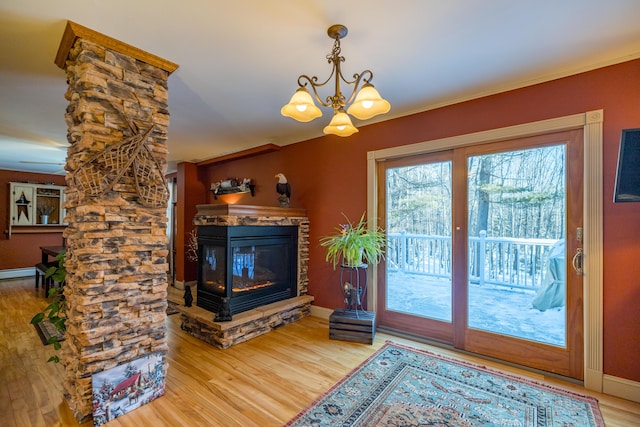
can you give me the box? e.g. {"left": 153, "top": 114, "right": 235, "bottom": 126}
{"left": 297, "top": 68, "right": 375, "bottom": 111}
{"left": 342, "top": 69, "right": 374, "bottom": 107}
{"left": 297, "top": 74, "right": 335, "bottom": 108}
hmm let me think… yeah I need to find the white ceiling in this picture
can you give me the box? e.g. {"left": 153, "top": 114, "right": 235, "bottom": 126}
{"left": 1, "top": 1, "right": 640, "bottom": 175}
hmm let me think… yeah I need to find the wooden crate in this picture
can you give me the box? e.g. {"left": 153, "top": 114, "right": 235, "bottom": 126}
{"left": 329, "top": 309, "right": 376, "bottom": 344}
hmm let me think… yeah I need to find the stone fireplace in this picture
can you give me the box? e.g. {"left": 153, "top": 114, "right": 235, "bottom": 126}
{"left": 177, "top": 205, "right": 313, "bottom": 348}
{"left": 197, "top": 224, "right": 298, "bottom": 317}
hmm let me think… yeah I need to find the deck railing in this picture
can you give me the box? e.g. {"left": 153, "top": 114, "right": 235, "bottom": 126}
{"left": 387, "top": 231, "right": 559, "bottom": 290}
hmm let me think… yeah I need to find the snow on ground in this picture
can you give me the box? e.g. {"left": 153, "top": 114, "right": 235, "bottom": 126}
{"left": 386, "top": 272, "right": 566, "bottom": 347}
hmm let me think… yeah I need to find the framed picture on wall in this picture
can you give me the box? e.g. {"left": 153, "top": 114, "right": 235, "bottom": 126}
{"left": 614, "top": 128, "right": 640, "bottom": 202}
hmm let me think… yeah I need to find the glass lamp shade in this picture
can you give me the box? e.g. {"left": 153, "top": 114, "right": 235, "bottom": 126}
{"left": 346, "top": 83, "right": 391, "bottom": 120}
{"left": 323, "top": 110, "right": 359, "bottom": 137}
{"left": 280, "top": 87, "right": 322, "bottom": 122}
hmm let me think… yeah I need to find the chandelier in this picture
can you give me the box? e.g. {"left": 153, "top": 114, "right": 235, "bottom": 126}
{"left": 281, "top": 24, "right": 390, "bottom": 137}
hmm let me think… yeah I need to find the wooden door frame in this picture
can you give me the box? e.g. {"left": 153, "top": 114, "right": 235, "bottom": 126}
{"left": 367, "top": 110, "right": 604, "bottom": 391}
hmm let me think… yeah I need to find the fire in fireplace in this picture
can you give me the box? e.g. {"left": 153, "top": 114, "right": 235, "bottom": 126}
{"left": 197, "top": 225, "right": 298, "bottom": 317}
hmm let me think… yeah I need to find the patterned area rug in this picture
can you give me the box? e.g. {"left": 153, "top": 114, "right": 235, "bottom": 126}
{"left": 285, "top": 341, "right": 604, "bottom": 427}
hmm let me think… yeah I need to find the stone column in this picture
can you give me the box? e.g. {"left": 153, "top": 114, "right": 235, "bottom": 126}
{"left": 55, "top": 21, "right": 178, "bottom": 422}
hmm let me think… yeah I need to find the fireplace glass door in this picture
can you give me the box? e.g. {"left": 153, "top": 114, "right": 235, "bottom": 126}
{"left": 201, "top": 244, "right": 226, "bottom": 296}
{"left": 232, "top": 243, "right": 284, "bottom": 294}
{"left": 197, "top": 226, "right": 297, "bottom": 315}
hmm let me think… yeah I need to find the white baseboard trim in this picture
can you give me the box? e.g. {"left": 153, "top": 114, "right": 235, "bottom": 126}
{"left": 310, "top": 305, "right": 333, "bottom": 320}
{"left": 603, "top": 374, "right": 640, "bottom": 403}
{"left": 585, "top": 368, "right": 604, "bottom": 393}
{"left": 0, "top": 268, "right": 35, "bottom": 280}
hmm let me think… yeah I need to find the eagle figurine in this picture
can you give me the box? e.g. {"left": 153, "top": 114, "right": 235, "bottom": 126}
{"left": 275, "top": 173, "right": 291, "bottom": 208}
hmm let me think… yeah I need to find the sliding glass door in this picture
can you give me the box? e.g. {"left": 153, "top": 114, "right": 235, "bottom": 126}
{"left": 378, "top": 130, "right": 584, "bottom": 379}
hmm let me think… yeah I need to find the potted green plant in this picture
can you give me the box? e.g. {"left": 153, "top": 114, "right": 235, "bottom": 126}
{"left": 319, "top": 212, "right": 386, "bottom": 269}
{"left": 321, "top": 213, "right": 384, "bottom": 342}
{"left": 30, "top": 252, "right": 66, "bottom": 362}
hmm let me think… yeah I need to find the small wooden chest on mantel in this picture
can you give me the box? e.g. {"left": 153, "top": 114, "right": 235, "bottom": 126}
{"left": 329, "top": 309, "right": 376, "bottom": 344}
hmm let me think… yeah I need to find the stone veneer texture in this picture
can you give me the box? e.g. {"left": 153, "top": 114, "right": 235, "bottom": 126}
{"left": 61, "top": 38, "right": 170, "bottom": 421}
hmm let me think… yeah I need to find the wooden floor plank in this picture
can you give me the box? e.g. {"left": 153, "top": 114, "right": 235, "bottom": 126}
{"left": 0, "top": 277, "right": 638, "bottom": 426}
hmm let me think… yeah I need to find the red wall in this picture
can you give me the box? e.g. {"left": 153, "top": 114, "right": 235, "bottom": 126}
{"left": 188, "top": 59, "right": 640, "bottom": 382}
{"left": 174, "top": 163, "right": 207, "bottom": 283}
{"left": 0, "top": 170, "right": 67, "bottom": 269}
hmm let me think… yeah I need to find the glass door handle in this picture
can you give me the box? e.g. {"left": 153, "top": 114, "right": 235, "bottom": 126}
{"left": 572, "top": 248, "right": 584, "bottom": 276}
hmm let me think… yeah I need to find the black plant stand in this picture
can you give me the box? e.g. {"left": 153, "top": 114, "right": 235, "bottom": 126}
{"left": 339, "top": 264, "right": 368, "bottom": 312}
{"left": 329, "top": 264, "right": 376, "bottom": 344}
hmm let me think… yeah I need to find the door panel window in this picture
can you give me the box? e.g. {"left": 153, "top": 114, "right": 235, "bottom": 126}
{"left": 385, "top": 160, "right": 453, "bottom": 322}
{"left": 466, "top": 145, "right": 567, "bottom": 347}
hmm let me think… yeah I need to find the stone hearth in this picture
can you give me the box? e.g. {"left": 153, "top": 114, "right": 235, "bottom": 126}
{"left": 176, "top": 295, "right": 313, "bottom": 349}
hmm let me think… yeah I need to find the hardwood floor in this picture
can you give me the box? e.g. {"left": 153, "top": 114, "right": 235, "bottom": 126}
{"left": 1, "top": 277, "right": 639, "bottom": 426}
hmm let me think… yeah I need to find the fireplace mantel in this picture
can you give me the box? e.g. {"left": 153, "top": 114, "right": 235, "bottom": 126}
{"left": 195, "top": 204, "right": 306, "bottom": 219}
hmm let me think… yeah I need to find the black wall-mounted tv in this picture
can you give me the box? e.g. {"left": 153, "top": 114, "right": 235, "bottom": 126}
{"left": 614, "top": 128, "right": 640, "bottom": 202}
